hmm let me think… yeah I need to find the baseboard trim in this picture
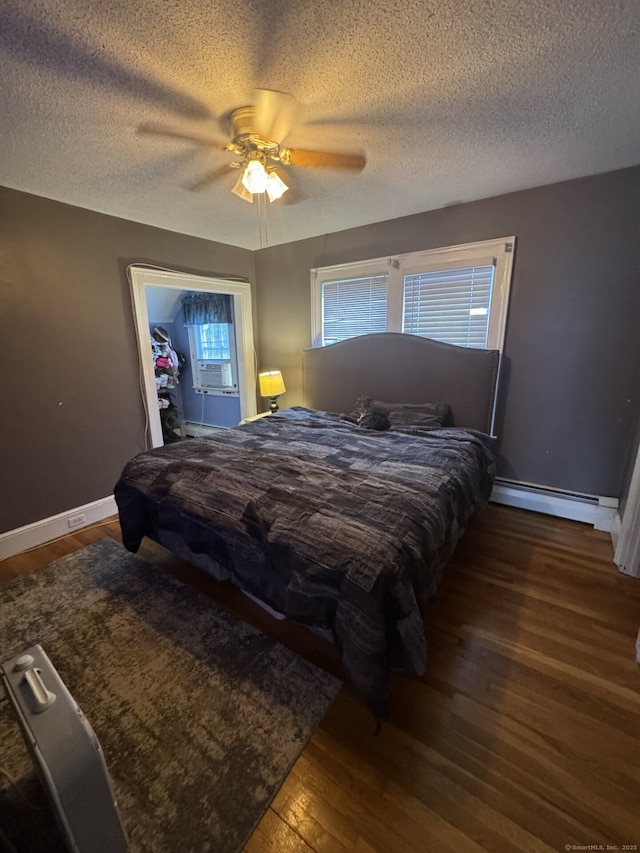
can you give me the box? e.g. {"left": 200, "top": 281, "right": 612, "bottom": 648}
{"left": 0, "top": 496, "right": 118, "bottom": 562}
{"left": 490, "top": 479, "right": 619, "bottom": 532}
{"left": 182, "top": 422, "right": 230, "bottom": 437}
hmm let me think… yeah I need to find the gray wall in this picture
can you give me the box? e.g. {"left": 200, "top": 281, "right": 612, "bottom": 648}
{"left": 254, "top": 166, "right": 640, "bottom": 499}
{"left": 2, "top": 168, "right": 639, "bottom": 536}
{"left": 0, "top": 186, "right": 254, "bottom": 534}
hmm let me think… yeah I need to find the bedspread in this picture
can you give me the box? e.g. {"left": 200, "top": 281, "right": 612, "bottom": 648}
{"left": 114, "top": 407, "right": 496, "bottom": 716}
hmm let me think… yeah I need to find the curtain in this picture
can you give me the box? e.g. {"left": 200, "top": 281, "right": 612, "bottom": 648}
{"left": 182, "top": 293, "right": 232, "bottom": 325}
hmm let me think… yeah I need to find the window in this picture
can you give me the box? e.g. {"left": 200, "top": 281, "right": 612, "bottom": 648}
{"left": 187, "top": 321, "right": 239, "bottom": 395}
{"left": 402, "top": 263, "right": 495, "bottom": 348}
{"left": 311, "top": 237, "right": 515, "bottom": 352}
{"left": 322, "top": 275, "right": 388, "bottom": 346}
{"left": 192, "top": 323, "right": 231, "bottom": 360}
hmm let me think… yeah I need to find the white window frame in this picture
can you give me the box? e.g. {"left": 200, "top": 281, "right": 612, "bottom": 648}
{"left": 311, "top": 257, "right": 390, "bottom": 348}
{"left": 311, "top": 236, "right": 516, "bottom": 351}
{"left": 319, "top": 271, "right": 389, "bottom": 346}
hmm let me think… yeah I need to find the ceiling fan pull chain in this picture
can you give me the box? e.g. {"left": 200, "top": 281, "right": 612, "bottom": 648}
{"left": 257, "top": 192, "right": 268, "bottom": 249}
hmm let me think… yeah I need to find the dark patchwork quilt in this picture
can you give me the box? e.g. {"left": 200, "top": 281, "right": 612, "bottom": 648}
{"left": 114, "top": 407, "right": 496, "bottom": 716}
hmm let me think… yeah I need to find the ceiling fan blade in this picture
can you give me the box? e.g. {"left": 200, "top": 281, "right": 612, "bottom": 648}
{"left": 282, "top": 148, "right": 366, "bottom": 171}
{"left": 137, "top": 122, "right": 228, "bottom": 149}
{"left": 187, "top": 164, "right": 235, "bottom": 191}
{"left": 253, "top": 89, "right": 296, "bottom": 144}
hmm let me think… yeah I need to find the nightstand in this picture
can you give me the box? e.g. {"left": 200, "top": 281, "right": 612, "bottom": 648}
{"left": 239, "top": 411, "right": 271, "bottom": 425}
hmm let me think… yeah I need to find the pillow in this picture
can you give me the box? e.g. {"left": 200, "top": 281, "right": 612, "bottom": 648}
{"left": 357, "top": 397, "right": 450, "bottom": 429}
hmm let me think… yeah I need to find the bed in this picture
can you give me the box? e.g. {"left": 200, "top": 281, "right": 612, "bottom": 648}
{"left": 115, "top": 333, "right": 499, "bottom": 718}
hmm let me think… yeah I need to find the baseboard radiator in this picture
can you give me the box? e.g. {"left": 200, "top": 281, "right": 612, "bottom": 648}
{"left": 490, "top": 478, "right": 619, "bottom": 532}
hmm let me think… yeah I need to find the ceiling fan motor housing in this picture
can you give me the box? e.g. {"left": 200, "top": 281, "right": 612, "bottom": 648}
{"left": 229, "top": 107, "right": 279, "bottom": 159}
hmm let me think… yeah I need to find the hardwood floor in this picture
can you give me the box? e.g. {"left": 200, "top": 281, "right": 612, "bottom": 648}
{"left": 1, "top": 504, "right": 639, "bottom": 852}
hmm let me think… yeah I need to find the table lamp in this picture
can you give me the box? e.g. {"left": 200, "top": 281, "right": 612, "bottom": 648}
{"left": 258, "top": 370, "right": 286, "bottom": 413}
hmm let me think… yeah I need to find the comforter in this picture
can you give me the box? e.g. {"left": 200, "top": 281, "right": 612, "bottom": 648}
{"left": 114, "top": 407, "right": 496, "bottom": 717}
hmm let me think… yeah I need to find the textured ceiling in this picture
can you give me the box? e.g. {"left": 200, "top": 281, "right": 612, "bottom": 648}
{"left": 2, "top": 0, "right": 639, "bottom": 250}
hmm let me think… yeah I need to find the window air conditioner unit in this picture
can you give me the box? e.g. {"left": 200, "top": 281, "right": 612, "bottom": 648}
{"left": 195, "top": 361, "right": 234, "bottom": 390}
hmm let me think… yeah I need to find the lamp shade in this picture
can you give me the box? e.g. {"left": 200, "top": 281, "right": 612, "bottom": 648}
{"left": 231, "top": 172, "right": 254, "bottom": 203}
{"left": 265, "top": 169, "right": 289, "bottom": 202}
{"left": 242, "top": 159, "right": 269, "bottom": 194}
{"left": 259, "top": 370, "right": 286, "bottom": 398}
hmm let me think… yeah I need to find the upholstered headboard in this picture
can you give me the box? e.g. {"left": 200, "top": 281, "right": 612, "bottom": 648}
{"left": 302, "top": 333, "right": 500, "bottom": 434}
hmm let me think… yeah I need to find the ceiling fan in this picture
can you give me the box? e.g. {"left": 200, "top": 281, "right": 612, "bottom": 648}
{"left": 138, "top": 89, "right": 366, "bottom": 203}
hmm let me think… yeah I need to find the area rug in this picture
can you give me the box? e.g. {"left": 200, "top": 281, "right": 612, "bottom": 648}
{"left": 0, "top": 539, "right": 341, "bottom": 852}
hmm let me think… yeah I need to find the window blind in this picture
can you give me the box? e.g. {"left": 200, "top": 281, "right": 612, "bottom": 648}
{"left": 402, "top": 264, "right": 495, "bottom": 348}
{"left": 322, "top": 275, "right": 388, "bottom": 345}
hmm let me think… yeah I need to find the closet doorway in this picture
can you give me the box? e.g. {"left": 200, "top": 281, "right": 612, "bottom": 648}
{"left": 129, "top": 266, "right": 257, "bottom": 448}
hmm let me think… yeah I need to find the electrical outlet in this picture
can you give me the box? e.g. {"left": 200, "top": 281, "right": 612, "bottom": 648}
{"left": 68, "top": 513, "right": 86, "bottom": 529}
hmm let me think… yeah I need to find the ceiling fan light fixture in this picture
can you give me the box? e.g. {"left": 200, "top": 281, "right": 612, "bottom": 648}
{"left": 265, "top": 169, "right": 289, "bottom": 202}
{"left": 231, "top": 172, "right": 254, "bottom": 203}
{"left": 140, "top": 90, "right": 367, "bottom": 208}
{"left": 242, "top": 158, "right": 269, "bottom": 194}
